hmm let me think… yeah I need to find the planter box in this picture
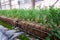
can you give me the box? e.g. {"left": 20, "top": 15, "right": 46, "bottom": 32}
{"left": 0, "top": 16, "right": 60, "bottom": 40}
{"left": 18, "top": 20, "right": 51, "bottom": 38}
{"left": 0, "top": 16, "right": 17, "bottom": 26}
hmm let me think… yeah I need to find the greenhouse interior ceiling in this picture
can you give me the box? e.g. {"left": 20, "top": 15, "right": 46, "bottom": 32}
{"left": 0, "top": 0, "right": 60, "bottom": 9}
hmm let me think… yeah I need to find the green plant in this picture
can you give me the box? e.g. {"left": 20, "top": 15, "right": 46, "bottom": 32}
{"left": 0, "top": 8, "right": 60, "bottom": 40}
{"left": 0, "top": 21, "right": 13, "bottom": 29}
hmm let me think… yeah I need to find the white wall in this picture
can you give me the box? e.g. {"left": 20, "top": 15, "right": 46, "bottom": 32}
{"left": 1, "top": 0, "right": 60, "bottom": 9}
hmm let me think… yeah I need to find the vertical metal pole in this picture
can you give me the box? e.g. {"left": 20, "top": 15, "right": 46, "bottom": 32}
{"left": 9, "top": 0, "right": 12, "bottom": 9}
{"left": 0, "top": 0, "right": 2, "bottom": 9}
{"left": 50, "top": 0, "right": 59, "bottom": 7}
{"left": 18, "top": 0, "right": 20, "bottom": 9}
{"left": 31, "top": 0, "right": 35, "bottom": 8}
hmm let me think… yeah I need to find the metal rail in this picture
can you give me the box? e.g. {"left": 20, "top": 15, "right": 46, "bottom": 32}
{"left": 0, "top": 0, "right": 15, "bottom": 9}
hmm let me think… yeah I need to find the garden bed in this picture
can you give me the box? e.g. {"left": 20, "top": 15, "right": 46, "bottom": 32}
{"left": 0, "top": 8, "right": 60, "bottom": 40}
{"left": 0, "top": 16, "right": 58, "bottom": 40}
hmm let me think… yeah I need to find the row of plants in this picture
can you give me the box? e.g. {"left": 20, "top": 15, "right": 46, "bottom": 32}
{"left": 0, "top": 7, "right": 60, "bottom": 40}
{"left": 0, "top": 8, "right": 49, "bottom": 25}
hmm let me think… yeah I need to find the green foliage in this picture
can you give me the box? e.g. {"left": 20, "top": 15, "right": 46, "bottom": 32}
{"left": 45, "top": 37, "right": 50, "bottom": 40}
{"left": 0, "top": 21, "right": 13, "bottom": 29}
{"left": 19, "top": 35, "right": 30, "bottom": 40}
{"left": 0, "top": 8, "right": 60, "bottom": 40}
{"left": 0, "top": 9, "right": 49, "bottom": 25}
{"left": 46, "top": 7, "right": 60, "bottom": 26}
{"left": 45, "top": 7, "right": 60, "bottom": 40}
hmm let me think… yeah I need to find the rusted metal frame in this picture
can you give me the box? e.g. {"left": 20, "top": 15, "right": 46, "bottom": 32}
{"left": 18, "top": 26, "right": 44, "bottom": 40}
{"left": 15, "top": 21, "right": 43, "bottom": 39}
{"left": 31, "top": 27, "right": 49, "bottom": 34}
{"left": 17, "top": 20, "right": 50, "bottom": 39}
{"left": 22, "top": 23, "right": 49, "bottom": 35}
